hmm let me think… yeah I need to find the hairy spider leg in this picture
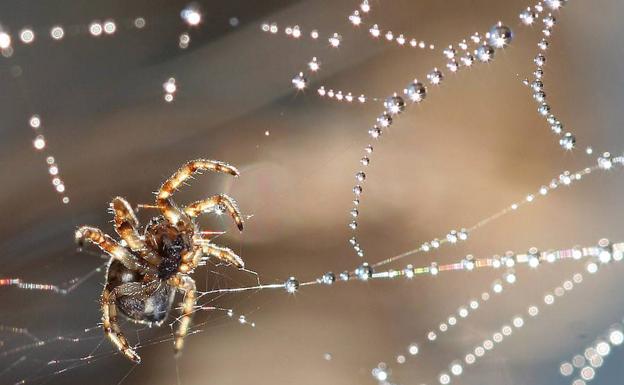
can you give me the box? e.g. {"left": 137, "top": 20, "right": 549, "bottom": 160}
{"left": 184, "top": 194, "right": 244, "bottom": 231}
{"left": 76, "top": 226, "right": 150, "bottom": 274}
{"left": 157, "top": 159, "right": 240, "bottom": 201}
{"left": 111, "top": 197, "right": 160, "bottom": 266}
{"left": 198, "top": 242, "right": 245, "bottom": 269}
{"left": 156, "top": 159, "right": 239, "bottom": 227}
{"left": 101, "top": 283, "right": 154, "bottom": 364}
{"left": 169, "top": 275, "right": 197, "bottom": 355}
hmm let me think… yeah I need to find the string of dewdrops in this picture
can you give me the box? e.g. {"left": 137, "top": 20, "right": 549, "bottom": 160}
{"left": 27, "top": 115, "right": 70, "bottom": 204}
{"left": 559, "top": 322, "right": 624, "bottom": 385}
{"left": 0, "top": 16, "right": 147, "bottom": 57}
{"left": 372, "top": 259, "right": 613, "bottom": 385}
{"left": 520, "top": 1, "right": 580, "bottom": 152}
{"left": 290, "top": 5, "right": 513, "bottom": 263}
{"left": 3, "top": 14, "right": 143, "bottom": 206}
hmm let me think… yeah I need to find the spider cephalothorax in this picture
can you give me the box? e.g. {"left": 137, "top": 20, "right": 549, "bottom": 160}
{"left": 76, "top": 159, "right": 245, "bottom": 363}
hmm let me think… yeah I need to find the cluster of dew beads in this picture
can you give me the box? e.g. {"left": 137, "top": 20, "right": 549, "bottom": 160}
{"left": 28, "top": 115, "right": 69, "bottom": 204}
{"left": 560, "top": 322, "right": 624, "bottom": 384}
{"left": 163, "top": 77, "right": 177, "bottom": 102}
{"left": 348, "top": 22, "right": 513, "bottom": 259}
{"left": 178, "top": 4, "right": 202, "bottom": 50}
{"left": 439, "top": 24, "right": 512, "bottom": 76}
{"left": 380, "top": 238, "right": 624, "bottom": 384}
{"left": 520, "top": 3, "right": 576, "bottom": 151}
{"left": 388, "top": 272, "right": 519, "bottom": 367}
{"left": 433, "top": 272, "right": 585, "bottom": 385}
{"left": 367, "top": 23, "right": 435, "bottom": 50}
{"left": 317, "top": 86, "right": 369, "bottom": 104}
{"left": 287, "top": 1, "right": 373, "bottom": 94}
{"left": 0, "top": 15, "right": 146, "bottom": 59}
{"left": 261, "top": 22, "right": 329, "bottom": 43}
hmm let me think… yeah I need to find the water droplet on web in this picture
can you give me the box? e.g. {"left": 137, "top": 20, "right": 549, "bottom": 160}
{"left": 404, "top": 81, "right": 427, "bottom": 102}
{"left": 475, "top": 44, "right": 495, "bottom": 62}
{"left": 488, "top": 23, "right": 513, "bottom": 48}
{"left": 559, "top": 132, "right": 575, "bottom": 150}
{"left": 384, "top": 95, "right": 405, "bottom": 115}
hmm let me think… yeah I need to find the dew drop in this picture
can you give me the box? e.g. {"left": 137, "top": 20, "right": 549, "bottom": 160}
{"left": 292, "top": 72, "right": 307, "bottom": 90}
{"left": 475, "top": 44, "right": 495, "bottom": 62}
{"left": 284, "top": 277, "right": 299, "bottom": 293}
{"left": 427, "top": 68, "right": 444, "bottom": 85}
{"left": 355, "top": 263, "right": 373, "bottom": 280}
{"left": 384, "top": 95, "right": 405, "bottom": 115}
{"left": 404, "top": 81, "right": 427, "bottom": 102}
{"left": 559, "top": 132, "right": 575, "bottom": 150}
{"left": 321, "top": 272, "right": 335, "bottom": 285}
{"left": 488, "top": 23, "right": 513, "bottom": 48}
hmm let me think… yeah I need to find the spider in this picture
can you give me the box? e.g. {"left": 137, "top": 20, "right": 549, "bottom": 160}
{"left": 75, "top": 159, "right": 245, "bottom": 364}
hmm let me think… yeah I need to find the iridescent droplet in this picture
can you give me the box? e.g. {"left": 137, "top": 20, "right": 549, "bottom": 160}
{"left": 384, "top": 95, "right": 405, "bottom": 115}
{"left": 292, "top": 72, "right": 307, "bottom": 90}
{"left": 376, "top": 112, "right": 393, "bottom": 127}
{"left": 355, "top": 263, "right": 373, "bottom": 280}
{"left": 534, "top": 54, "right": 546, "bottom": 67}
{"left": 475, "top": 44, "right": 495, "bottom": 62}
{"left": 321, "top": 272, "right": 336, "bottom": 285}
{"left": 369, "top": 126, "right": 382, "bottom": 138}
{"left": 284, "top": 277, "right": 299, "bottom": 293}
{"left": 460, "top": 54, "right": 474, "bottom": 66}
{"left": 598, "top": 152, "right": 613, "bottom": 169}
{"left": 427, "top": 68, "right": 444, "bottom": 85}
{"left": 559, "top": 132, "right": 575, "bottom": 150}
{"left": 538, "top": 103, "right": 550, "bottom": 116}
{"left": 488, "top": 23, "right": 513, "bottom": 48}
{"left": 404, "top": 81, "right": 427, "bottom": 102}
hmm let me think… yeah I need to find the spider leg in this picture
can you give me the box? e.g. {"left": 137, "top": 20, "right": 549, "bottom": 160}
{"left": 200, "top": 242, "right": 245, "bottom": 269}
{"left": 75, "top": 226, "right": 149, "bottom": 273}
{"left": 101, "top": 281, "right": 161, "bottom": 363}
{"left": 169, "top": 275, "right": 196, "bottom": 355}
{"left": 157, "top": 159, "right": 239, "bottom": 202}
{"left": 111, "top": 197, "right": 160, "bottom": 266}
{"left": 101, "top": 287, "right": 140, "bottom": 364}
{"left": 184, "top": 194, "right": 244, "bottom": 231}
{"left": 156, "top": 160, "right": 239, "bottom": 226}
{"left": 157, "top": 197, "right": 194, "bottom": 229}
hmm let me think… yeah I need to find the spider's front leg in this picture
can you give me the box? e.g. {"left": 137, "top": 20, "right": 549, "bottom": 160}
{"left": 169, "top": 275, "right": 197, "bottom": 355}
{"left": 184, "top": 194, "right": 244, "bottom": 231}
{"left": 110, "top": 197, "right": 160, "bottom": 266}
{"left": 156, "top": 160, "right": 239, "bottom": 226}
{"left": 157, "top": 159, "right": 239, "bottom": 201}
{"left": 75, "top": 226, "right": 148, "bottom": 273}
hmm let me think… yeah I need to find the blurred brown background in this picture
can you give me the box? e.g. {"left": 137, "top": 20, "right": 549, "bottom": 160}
{"left": 1, "top": 0, "right": 624, "bottom": 384}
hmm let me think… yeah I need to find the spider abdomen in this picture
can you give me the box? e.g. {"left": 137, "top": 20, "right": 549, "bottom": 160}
{"left": 106, "top": 260, "right": 175, "bottom": 325}
{"left": 116, "top": 285, "right": 174, "bottom": 324}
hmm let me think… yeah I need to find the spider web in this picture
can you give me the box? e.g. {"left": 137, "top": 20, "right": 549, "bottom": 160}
{"left": 1, "top": 0, "right": 624, "bottom": 385}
